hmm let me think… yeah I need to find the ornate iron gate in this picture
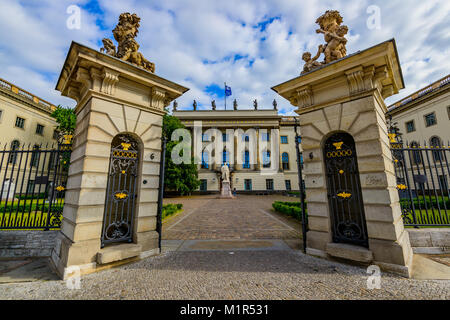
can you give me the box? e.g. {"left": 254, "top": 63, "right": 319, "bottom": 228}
{"left": 101, "top": 134, "right": 140, "bottom": 247}
{"left": 323, "top": 132, "right": 368, "bottom": 247}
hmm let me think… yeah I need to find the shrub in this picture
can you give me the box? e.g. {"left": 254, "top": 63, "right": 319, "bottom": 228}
{"left": 162, "top": 203, "right": 183, "bottom": 220}
{"left": 272, "top": 201, "right": 306, "bottom": 221}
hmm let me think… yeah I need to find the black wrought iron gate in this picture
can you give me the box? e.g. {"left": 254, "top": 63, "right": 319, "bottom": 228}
{"left": 323, "top": 132, "right": 368, "bottom": 247}
{"left": 101, "top": 134, "right": 140, "bottom": 247}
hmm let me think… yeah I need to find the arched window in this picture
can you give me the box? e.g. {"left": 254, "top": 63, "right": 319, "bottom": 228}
{"left": 222, "top": 150, "right": 229, "bottom": 165}
{"left": 8, "top": 140, "right": 20, "bottom": 164}
{"left": 243, "top": 150, "right": 250, "bottom": 169}
{"left": 410, "top": 141, "right": 422, "bottom": 165}
{"left": 282, "top": 152, "right": 289, "bottom": 170}
{"left": 262, "top": 151, "right": 271, "bottom": 168}
{"left": 430, "top": 136, "right": 443, "bottom": 162}
{"left": 201, "top": 151, "right": 209, "bottom": 169}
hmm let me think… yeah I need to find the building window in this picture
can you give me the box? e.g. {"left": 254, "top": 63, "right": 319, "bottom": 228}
{"left": 297, "top": 136, "right": 302, "bottom": 144}
{"left": 448, "top": 106, "right": 450, "bottom": 120}
{"left": 242, "top": 135, "right": 250, "bottom": 142}
{"left": 266, "top": 179, "right": 274, "bottom": 191}
{"left": 280, "top": 136, "right": 288, "bottom": 144}
{"left": 200, "top": 179, "right": 207, "bottom": 191}
{"left": 282, "top": 152, "right": 289, "bottom": 170}
{"left": 31, "top": 145, "right": 40, "bottom": 167}
{"left": 36, "top": 124, "right": 44, "bottom": 135}
{"left": 410, "top": 141, "right": 422, "bottom": 164}
{"left": 202, "top": 133, "right": 209, "bottom": 142}
{"left": 285, "top": 180, "right": 291, "bottom": 191}
{"left": 0, "top": 109, "right": 3, "bottom": 122}
{"left": 262, "top": 132, "right": 270, "bottom": 142}
{"left": 430, "top": 136, "right": 443, "bottom": 162}
{"left": 8, "top": 140, "right": 20, "bottom": 164}
{"left": 262, "top": 151, "right": 271, "bottom": 168}
{"left": 201, "top": 151, "right": 209, "bottom": 169}
{"left": 27, "top": 180, "right": 35, "bottom": 194}
{"left": 405, "top": 120, "right": 415, "bottom": 133}
{"left": 53, "top": 129, "right": 59, "bottom": 140}
{"left": 15, "top": 117, "right": 25, "bottom": 129}
{"left": 222, "top": 150, "right": 229, "bottom": 165}
{"left": 424, "top": 112, "right": 437, "bottom": 127}
{"left": 243, "top": 151, "right": 250, "bottom": 169}
{"left": 244, "top": 179, "right": 252, "bottom": 191}
{"left": 222, "top": 133, "right": 228, "bottom": 142}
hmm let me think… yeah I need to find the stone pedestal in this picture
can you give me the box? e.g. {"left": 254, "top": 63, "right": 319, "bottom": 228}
{"left": 219, "top": 181, "right": 234, "bottom": 199}
{"left": 50, "top": 42, "right": 188, "bottom": 279}
{"left": 272, "top": 39, "right": 414, "bottom": 277}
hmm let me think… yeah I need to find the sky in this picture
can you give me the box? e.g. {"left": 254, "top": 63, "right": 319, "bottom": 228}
{"left": 0, "top": 0, "right": 449, "bottom": 115}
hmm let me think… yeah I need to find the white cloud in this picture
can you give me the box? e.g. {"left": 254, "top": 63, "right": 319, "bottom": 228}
{"left": 0, "top": 0, "right": 449, "bottom": 112}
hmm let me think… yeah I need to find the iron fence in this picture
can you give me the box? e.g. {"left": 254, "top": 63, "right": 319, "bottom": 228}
{"left": 0, "top": 142, "right": 71, "bottom": 230}
{"left": 390, "top": 140, "right": 450, "bottom": 227}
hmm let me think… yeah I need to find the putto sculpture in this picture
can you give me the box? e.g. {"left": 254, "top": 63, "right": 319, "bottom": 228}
{"left": 301, "top": 10, "right": 349, "bottom": 74}
{"left": 101, "top": 12, "right": 155, "bottom": 73}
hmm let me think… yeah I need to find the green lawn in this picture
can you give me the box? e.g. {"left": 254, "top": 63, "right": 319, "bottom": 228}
{"left": 0, "top": 202, "right": 182, "bottom": 230}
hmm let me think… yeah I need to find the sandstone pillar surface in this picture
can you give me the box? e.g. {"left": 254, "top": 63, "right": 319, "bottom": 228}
{"left": 272, "top": 39, "right": 414, "bottom": 277}
{"left": 51, "top": 42, "right": 188, "bottom": 279}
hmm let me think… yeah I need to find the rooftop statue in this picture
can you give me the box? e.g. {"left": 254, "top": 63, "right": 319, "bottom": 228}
{"left": 101, "top": 13, "right": 155, "bottom": 73}
{"left": 211, "top": 100, "right": 216, "bottom": 110}
{"left": 301, "top": 10, "right": 349, "bottom": 74}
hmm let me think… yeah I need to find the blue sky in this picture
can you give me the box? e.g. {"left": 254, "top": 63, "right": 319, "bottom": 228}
{"left": 0, "top": 0, "right": 449, "bottom": 115}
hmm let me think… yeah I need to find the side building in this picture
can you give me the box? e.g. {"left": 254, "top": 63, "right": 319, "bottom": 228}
{"left": 387, "top": 74, "right": 450, "bottom": 195}
{"left": 173, "top": 107, "right": 302, "bottom": 194}
{"left": 0, "top": 77, "right": 59, "bottom": 199}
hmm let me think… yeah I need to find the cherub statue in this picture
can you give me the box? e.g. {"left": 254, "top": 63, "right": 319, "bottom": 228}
{"left": 317, "top": 24, "right": 348, "bottom": 64}
{"left": 211, "top": 100, "right": 216, "bottom": 110}
{"left": 301, "top": 45, "right": 324, "bottom": 74}
{"left": 253, "top": 99, "right": 258, "bottom": 110}
{"left": 233, "top": 99, "right": 238, "bottom": 110}
{"left": 120, "top": 38, "right": 155, "bottom": 72}
{"left": 101, "top": 12, "right": 155, "bottom": 73}
{"left": 100, "top": 38, "right": 116, "bottom": 56}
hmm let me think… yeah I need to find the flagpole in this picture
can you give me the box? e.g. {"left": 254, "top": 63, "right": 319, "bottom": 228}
{"left": 224, "top": 82, "right": 227, "bottom": 110}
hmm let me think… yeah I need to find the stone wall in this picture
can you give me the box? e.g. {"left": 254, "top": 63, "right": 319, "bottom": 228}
{"left": 407, "top": 229, "right": 450, "bottom": 254}
{"left": 0, "top": 231, "right": 57, "bottom": 258}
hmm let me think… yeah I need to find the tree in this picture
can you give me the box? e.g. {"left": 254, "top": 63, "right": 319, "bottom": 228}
{"left": 163, "top": 112, "right": 200, "bottom": 195}
{"left": 51, "top": 106, "right": 76, "bottom": 143}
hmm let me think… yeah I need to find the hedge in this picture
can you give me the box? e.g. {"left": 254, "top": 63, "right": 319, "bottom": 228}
{"left": 162, "top": 203, "right": 183, "bottom": 220}
{"left": 272, "top": 201, "right": 306, "bottom": 221}
{"left": 400, "top": 196, "right": 450, "bottom": 209}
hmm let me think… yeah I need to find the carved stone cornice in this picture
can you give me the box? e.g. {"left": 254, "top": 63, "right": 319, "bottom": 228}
{"left": 101, "top": 67, "right": 120, "bottom": 95}
{"left": 345, "top": 67, "right": 365, "bottom": 95}
{"left": 296, "top": 86, "right": 314, "bottom": 109}
{"left": 150, "top": 87, "right": 166, "bottom": 111}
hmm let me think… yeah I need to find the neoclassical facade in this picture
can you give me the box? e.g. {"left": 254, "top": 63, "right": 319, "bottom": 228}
{"left": 387, "top": 74, "right": 449, "bottom": 146}
{"left": 173, "top": 107, "right": 302, "bottom": 193}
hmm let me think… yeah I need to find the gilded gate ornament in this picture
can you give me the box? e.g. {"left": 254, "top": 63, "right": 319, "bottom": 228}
{"left": 101, "top": 13, "right": 156, "bottom": 73}
{"left": 301, "top": 10, "right": 349, "bottom": 74}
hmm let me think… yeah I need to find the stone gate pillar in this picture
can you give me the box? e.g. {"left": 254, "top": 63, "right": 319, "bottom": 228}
{"left": 51, "top": 42, "right": 188, "bottom": 279}
{"left": 272, "top": 40, "right": 414, "bottom": 277}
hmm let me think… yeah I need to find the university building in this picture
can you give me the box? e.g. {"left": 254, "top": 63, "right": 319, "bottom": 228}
{"left": 0, "top": 77, "right": 59, "bottom": 198}
{"left": 173, "top": 106, "right": 302, "bottom": 193}
{"left": 387, "top": 74, "right": 450, "bottom": 194}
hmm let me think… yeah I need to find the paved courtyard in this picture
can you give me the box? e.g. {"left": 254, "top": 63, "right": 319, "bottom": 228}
{"left": 0, "top": 195, "right": 449, "bottom": 300}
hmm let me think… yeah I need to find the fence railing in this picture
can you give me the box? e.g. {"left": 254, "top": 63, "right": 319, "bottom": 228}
{"left": 390, "top": 140, "right": 450, "bottom": 227}
{"left": 0, "top": 143, "right": 71, "bottom": 230}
